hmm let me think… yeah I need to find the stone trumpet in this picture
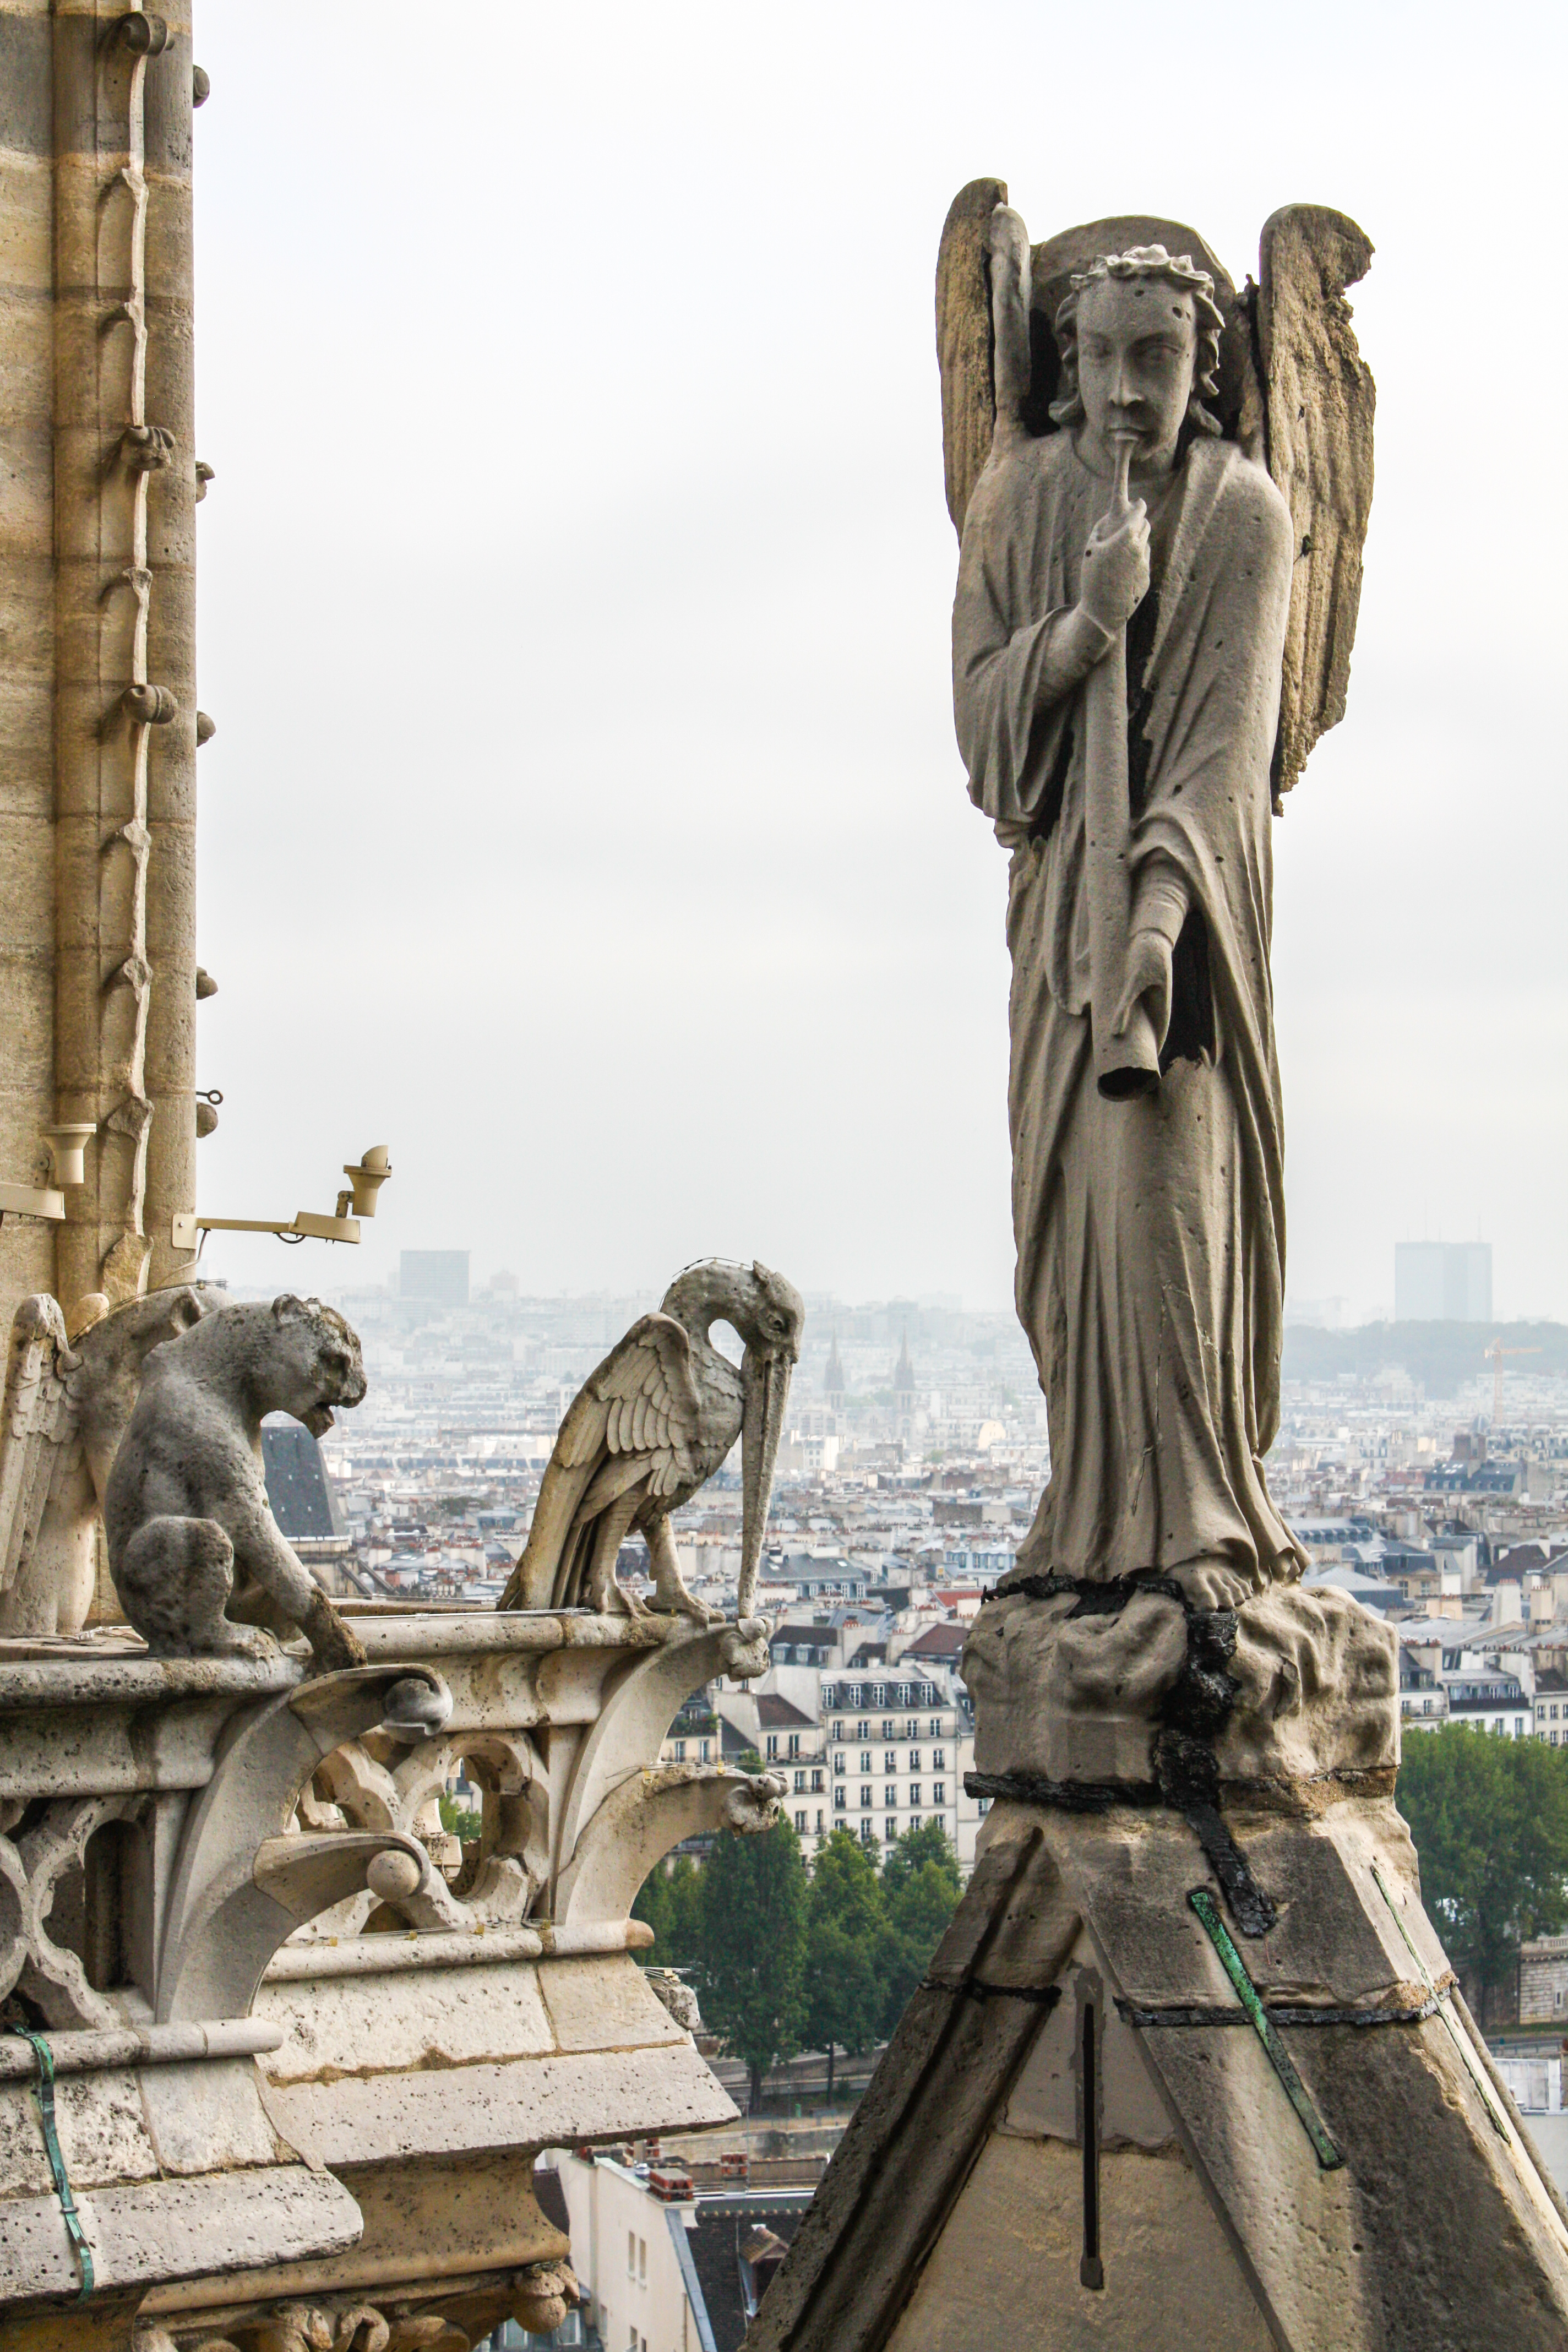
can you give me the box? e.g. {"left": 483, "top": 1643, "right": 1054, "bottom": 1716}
{"left": 1085, "top": 431, "right": 1162, "bottom": 1099}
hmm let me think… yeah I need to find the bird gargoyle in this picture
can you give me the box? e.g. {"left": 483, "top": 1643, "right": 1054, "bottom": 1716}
{"left": 498, "top": 1260, "right": 804, "bottom": 1623}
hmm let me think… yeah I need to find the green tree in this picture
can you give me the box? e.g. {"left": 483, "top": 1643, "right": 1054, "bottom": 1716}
{"left": 876, "top": 1822, "right": 963, "bottom": 2036}
{"left": 694, "top": 1817, "right": 808, "bottom": 2113}
{"left": 1400, "top": 1727, "right": 1568, "bottom": 2011}
{"left": 438, "top": 1793, "right": 482, "bottom": 1842}
{"left": 632, "top": 1860, "right": 672, "bottom": 1956}
{"left": 802, "top": 1830, "right": 886, "bottom": 2098}
{"left": 632, "top": 1852, "right": 704, "bottom": 1968}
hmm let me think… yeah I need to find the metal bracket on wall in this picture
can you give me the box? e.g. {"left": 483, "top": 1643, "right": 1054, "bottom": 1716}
{"left": 171, "top": 1208, "right": 362, "bottom": 1250}
{"left": 0, "top": 1184, "right": 66, "bottom": 1224}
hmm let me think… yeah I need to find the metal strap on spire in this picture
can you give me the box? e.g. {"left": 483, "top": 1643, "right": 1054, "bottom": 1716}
{"left": 1186, "top": 1887, "right": 1344, "bottom": 2172}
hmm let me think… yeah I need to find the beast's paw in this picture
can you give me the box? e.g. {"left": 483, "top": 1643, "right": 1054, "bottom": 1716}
{"left": 301, "top": 1587, "right": 367, "bottom": 1672}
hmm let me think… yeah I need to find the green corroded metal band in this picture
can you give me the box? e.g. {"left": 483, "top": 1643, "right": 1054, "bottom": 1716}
{"left": 10, "top": 2029, "right": 94, "bottom": 2302}
{"left": 1185, "top": 1887, "right": 1345, "bottom": 2173}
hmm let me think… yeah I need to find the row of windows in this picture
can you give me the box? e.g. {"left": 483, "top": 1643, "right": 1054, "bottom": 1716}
{"left": 835, "top": 1783, "right": 947, "bottom": 1809}
{"left": 832, "top": 1718, "right": 949, "bottom": 1743}
{"left": 824, "top": 1683, "right": 943, "bottom": 1708}
{"left": 668, "top": 1739, "right": 711, "bottom": 1762}
{"left": 1410, "top": 1704, "right": 1558, "bottom": 1741}
{"left": 835, "top": 1749, "right": 946, "bottom": 1773}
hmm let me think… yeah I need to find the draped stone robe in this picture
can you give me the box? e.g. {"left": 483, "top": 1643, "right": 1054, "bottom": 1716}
{"left": 953, "top": 428, "right": 1309, "bottom": 1593}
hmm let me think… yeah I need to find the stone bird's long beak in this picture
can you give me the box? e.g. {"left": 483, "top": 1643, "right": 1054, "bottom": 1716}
{"left": 737, "top": 1343, "right": 793, "bottom": 1620}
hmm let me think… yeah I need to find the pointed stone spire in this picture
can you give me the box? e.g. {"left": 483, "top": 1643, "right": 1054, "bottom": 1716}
{"left": 894, "top": 1328, "right": 915, "bottom": 1400}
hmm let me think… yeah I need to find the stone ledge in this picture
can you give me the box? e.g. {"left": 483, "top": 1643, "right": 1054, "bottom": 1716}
{"left": 262, "top": 2041, "right": 737, "bottom": 2167}
{"left": 0, "top": 2164, "right": 360, "bottom": 2306}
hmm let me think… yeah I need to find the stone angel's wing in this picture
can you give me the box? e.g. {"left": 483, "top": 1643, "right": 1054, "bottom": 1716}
{"left": 1256, "top": 204, "right": 1376, "bottom": 805}
{"left": 0, "top": 1296, "right": 83, "bottom": 1603}
{"left": 497, "top": 1313, "right": 704, "bottom": 1613}
{"left": 936, "top": 176, "right": 1008, "bottom": 537}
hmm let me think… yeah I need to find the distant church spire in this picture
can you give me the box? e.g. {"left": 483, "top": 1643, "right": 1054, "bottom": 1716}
{"left": 894, "top": 1328, "right": 915, "bottom": 1400}
{"left": 824, "top": 1332, "right": 846, "bottom": 1408}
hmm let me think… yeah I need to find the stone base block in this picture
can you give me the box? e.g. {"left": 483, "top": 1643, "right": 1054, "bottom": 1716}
{"left": 746, "top": 1800, "right": 1568, "bottom": 2351}
{"left": 965, "top": 1579, "right": 1399, "bottom": 1794}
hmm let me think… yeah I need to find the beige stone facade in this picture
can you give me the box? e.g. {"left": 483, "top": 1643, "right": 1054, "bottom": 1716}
{"left": 1, "top": 0, "right": 200, "bottom": 1335}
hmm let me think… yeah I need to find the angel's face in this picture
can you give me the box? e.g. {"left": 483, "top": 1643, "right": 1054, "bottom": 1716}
{"left": 1074, "top": 277, "right": 1197, "bottom": 475}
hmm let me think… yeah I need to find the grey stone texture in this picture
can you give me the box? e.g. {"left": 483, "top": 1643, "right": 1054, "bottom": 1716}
{"left": 0, "top": 1605, "right": 768, "bottom": 2343}
{"left": 500, "top": 1259, "right": 803, "bottom": 1622}
{"left": 0, "top": 1, "right": 201, "bottom": 1338}
{"left": 104, "top": 1295, "right": 368, "bottom": 1668}
{"left": 747, "top": 1805, "right": 1568, "bottom": 2350}
{"left": 737, "top": 190, "right": 1564, "bottom": 2350}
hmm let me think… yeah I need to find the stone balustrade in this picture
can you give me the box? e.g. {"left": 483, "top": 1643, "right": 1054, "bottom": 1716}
{"left": 0, "top": 1603, "right": 780, "bottom": 2348}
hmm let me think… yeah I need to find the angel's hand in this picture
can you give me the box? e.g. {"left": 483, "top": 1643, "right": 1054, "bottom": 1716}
{"left": 1112, "top": 929, "right": 1173, "bottom": 1053}
{"left": 1080, "top": 504, "right": 1150, "bottom": 636}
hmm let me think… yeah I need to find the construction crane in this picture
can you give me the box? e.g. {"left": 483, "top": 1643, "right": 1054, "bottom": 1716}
{"left": 1484, "top": 1338, "right": 1542, "bottom": 1427}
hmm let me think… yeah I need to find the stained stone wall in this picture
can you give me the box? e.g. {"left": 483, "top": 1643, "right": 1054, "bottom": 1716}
{"left": 0, "top": 0, "right": 200, "bottom": 1331}
{"left": 0, "top": 2, "right": 59, "bottom": 1314}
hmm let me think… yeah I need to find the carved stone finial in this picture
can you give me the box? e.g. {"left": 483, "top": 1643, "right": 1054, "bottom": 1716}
{"left": 121, "top": 681, "right": 178, "bottom": 726}
{"left": 116, "top": 12, "right": 171, "bottom": 56}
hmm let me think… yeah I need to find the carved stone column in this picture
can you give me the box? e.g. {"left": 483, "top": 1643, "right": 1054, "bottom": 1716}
{"left": 52, "top": 2, "right": 198, "bottom": 1315}
{"left": 0, "top": 2, "right": 64, "bottom": 1319}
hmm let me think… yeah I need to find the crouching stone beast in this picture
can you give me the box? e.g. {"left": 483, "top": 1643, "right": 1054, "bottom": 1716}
{"left": 104, "top": 1293, "right": 368, "bottom": 1670}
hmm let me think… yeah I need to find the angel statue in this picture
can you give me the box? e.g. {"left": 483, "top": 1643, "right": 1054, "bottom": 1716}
{"left": 938, "top": 191, "right": 1374, "bottom": 1610}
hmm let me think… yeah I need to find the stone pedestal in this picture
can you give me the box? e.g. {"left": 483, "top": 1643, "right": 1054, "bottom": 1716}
{"left": 746, "top": 1582, "right": 1568, "bottom": 2350}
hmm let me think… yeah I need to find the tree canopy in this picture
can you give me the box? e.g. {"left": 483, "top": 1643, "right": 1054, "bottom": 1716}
{"left": 802, "top": 1830, "right": 885, "bottom": 2093}
{"left": 1400, "top": 1727, "right": 1568, "bottom": 2000}
{"left": 691, "top": 1817, "right": 809, "bottom": 2112}
{"left": 875, "top": 1821, "right": 964, "bottom": 2032}
{"left": 632, "top": 1850, "right": 704, "bottom": 1968}
{"left": 631, "top": 1816, "right": 965, "bottom": 2105}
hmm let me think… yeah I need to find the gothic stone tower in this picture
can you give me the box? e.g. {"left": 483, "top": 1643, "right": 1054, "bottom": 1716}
{"left": 0, "top": 1, "right": 202, "bottom": 1334}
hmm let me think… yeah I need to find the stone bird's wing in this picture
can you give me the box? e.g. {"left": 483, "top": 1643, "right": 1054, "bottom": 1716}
{"left": 497, "top": 1314, "right": 703, "bottom": 1613}
{"left": 937, "top": 177, "right": 1009, "bottom": 538}
{"left": 1255, "top": 204, "right": 1376, "bottom": 806}
{"left": 0, "top": 1297, "right": 82, "bottom": 1600}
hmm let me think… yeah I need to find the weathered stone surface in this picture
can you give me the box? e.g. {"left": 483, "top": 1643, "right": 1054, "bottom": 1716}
{"left": 0, "top": 2067, "right": 156, "bottom": 2199}
{"left": 535, "top": 1950, "right": 686, "bottom": 2051}
{"left": 1000, "top": 1935, "right": 1174, "bottom": 2152}
{"left": 886, "top": 2134, "right": 1273, "bottom": 2351}
{"left": 1259, "top": 205, "right": 1375, "bottom": 801}
{"left": 935, "top": 176, "right": 1006, "bottom": 535}
{"left": 104, "top": 1294, "right": 369, "bottom": 1667}
{"left": 966, "top": 1581, "right": 1398, "bottom": 1791}
{"left": 750, "top": 1794, "right": 1568, "bottom": 2349}
{"left": 257, "top": 1956, "right": 557, "bottom": 2079}
{"left": 0, "top": 2165, "right": 360, "bottom": 2304}
{"left": 157, "top": 2147, "right": 571, "bottom": 2312}
{"left": 262, "top": 2042, "right": 736, "bottom": 2169}
{"left": 135, "top": 2057, "right": 281, "bottom": 2176}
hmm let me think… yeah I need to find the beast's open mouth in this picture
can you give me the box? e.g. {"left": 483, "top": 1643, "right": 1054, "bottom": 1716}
{"left": 301, "top": 1403, "right": 335, "bottom": 1437}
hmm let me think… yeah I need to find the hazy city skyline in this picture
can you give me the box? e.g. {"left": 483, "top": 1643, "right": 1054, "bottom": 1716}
{"left": 185, "top": 2, "right": 1566, "bottom": 1322}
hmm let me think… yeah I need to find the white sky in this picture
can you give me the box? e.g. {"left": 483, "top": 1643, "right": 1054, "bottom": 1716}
{"left": 188, "top": 0, "right": 1565, "bottom": 1322}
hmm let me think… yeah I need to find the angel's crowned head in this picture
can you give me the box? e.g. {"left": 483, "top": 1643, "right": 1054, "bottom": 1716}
{"left": 1052, "top": 246, "right": 1225, "bottom": 477}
